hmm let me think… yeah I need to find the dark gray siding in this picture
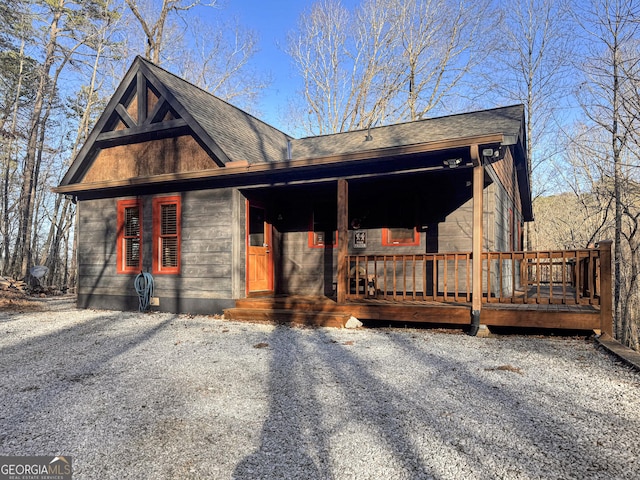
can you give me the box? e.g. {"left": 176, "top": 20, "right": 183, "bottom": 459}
{"left": 276, "top": 228, "right": 428, "bottom": 296}
{"left": 77, "top": 188, "right": 239, "bottom": 314}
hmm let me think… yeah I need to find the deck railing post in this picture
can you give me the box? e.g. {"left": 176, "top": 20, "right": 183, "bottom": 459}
{"left": 337, "top": 179, "right": 349, "bottom": 304}
{"left": 470, "top": 147, "right": 483, "bottom": 334}
{"left": 598, "top": 240, "right": 613, "bottom": 336}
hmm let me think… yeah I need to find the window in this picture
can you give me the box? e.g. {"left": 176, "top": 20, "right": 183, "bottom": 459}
{"left": 382, "top": 196, "right": 419, "bottom": 246}
{"left": 117, "top": 199, "right": 142, "bottom": 274}
{"left": 382, "top": 227, "right": 420, "bottom": 246}
{"left": 153, "top": 196, "right": 181, "bottom": 274}
{"left": 308, "top": 204, "right": 337, "bottom": 248}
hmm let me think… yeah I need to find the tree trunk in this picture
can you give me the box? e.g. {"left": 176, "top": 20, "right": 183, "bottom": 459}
{"left": 612, "top": 34, "right": 623, "bottom": 341}
{"left": 12, "top": 2, "right": 62, "bottom": 279}
{"left": 1, "top": 36, "right": 26, "bottom": 275}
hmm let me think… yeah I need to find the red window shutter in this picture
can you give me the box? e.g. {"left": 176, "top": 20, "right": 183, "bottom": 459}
{"left": 117, "top": 199, "right": 142, "bottom": 274}
{"left": 152, "top": 196, "right": 181, "bottom": 274}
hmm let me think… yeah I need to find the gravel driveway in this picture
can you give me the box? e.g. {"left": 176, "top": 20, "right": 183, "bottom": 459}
{"left": 1, "top": 297, "right": 639, "bottom": 479}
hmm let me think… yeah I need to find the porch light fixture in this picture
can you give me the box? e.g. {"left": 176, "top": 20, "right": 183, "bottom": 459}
{"left": 482, "top": 148, "right": 500, "bottom": 159}
{"left": 443, "top": 158, "right": 462, "bottom": 168}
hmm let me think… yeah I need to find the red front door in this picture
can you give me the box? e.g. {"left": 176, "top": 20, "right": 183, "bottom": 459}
{"left": 247, "top": 203, "right": 273, "bottom": 293}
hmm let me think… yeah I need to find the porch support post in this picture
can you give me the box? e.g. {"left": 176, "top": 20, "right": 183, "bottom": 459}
{"left": 337, "top": 179, "right": 349, "bottom": 304}
{"left": 598, "top": 240, "right": 613, "bottom": 336}
{"left": 471, "top": 144, "right": 483, "bottom": 335}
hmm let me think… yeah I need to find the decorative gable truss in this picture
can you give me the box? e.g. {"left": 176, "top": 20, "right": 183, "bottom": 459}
{"left": 61, "top": 57, "right": 228, "bottom": 187}
{"left": 98, "top": 70, "right": 189, "bottom": 148}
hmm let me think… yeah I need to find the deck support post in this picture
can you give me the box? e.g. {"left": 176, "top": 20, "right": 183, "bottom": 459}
{"left": 470, "top": 145, "right": 483, "bottom": 335}
{"left": 598, "top": 240, "right": 613, "bottom": 336}
{"left": 337, "top": 179, "right": 349, "bottom": 304}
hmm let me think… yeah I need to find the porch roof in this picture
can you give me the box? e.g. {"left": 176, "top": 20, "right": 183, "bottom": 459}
{"left": 290, "top": 105, "right": 525, "bottom": 161}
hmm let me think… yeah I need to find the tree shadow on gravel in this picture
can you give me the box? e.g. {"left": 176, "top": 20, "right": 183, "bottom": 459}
{"left": 379, "top": 329, "right": 640, "bottom": 479}
{"left": 233, "top": 325, "right": 327, "bottom": 479}
{"left": 234, "top": 325, "right": 438, "bottom": 479}
{"left": 234, "top": 324, "right": 640, "bottom": 479}
{"left": 0, "top": 311, "right": 177, "bottom": 451}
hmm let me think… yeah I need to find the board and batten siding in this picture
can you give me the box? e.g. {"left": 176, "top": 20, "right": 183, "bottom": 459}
{"left": 76, "top": 188, "right": 241, "bottom": 314}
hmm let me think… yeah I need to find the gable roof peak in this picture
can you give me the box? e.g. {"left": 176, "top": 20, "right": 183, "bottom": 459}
{"left": 135, "top": 56, "right": 292, "bottom": 139}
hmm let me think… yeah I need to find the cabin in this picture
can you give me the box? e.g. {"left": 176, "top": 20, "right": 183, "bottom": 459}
{"left": 55, "top": 56, "right": 612, "bottom": 335}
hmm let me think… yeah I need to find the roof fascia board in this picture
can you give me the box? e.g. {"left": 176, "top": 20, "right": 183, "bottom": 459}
{"left": 292, "top": 133, "right": 504, "bottom": 163}
{"left": 53, "top": 133, "right": 503, "bottom": 194}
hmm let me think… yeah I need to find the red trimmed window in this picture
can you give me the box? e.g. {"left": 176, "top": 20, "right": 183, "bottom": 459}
{"left": 382, "top": 227, "right": 419, "bottom": 246}
{"left": 308, "top": 205, "right": 337, "bottom": 248}
{"left": 152, "top": 196, "right": 181, "bottom": 274}
{"left": 116, "top": 199, "right": 142, "bottom": 274}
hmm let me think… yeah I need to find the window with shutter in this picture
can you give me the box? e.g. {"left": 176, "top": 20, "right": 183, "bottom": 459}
{"left": 152, "top": 196, "right": 181, "bottom": 274}
{"left": 116, "top": 199, "right": 143, "bottom": 274}
{"left": 382, "top": 227, "right": 419, "bottom": 246}
{"left": 382, "top": 198, "right": 419, "bottom": 246}
{"left": 308, "top": 203, "right": 337, "bottom": 248}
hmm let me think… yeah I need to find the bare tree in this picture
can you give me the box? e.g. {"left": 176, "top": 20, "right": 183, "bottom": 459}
{"left": 6, "top": 0, "right": 120, "bottom": 280}
{"left": 287, "top": 0, "right": 353, "bottom": 134}
{"left": 488, "top": 0, "right": 574, "bottom": 249}
{"left": 570, "top": 0, "right": 640, "bottom": 346}
{"left": 124, "top": 0, "right": 215, "bottom": 64}
{"left": 0, "top": 40, "right": 37, "bottom": 275}
{"left": 177, "top": 17, "right": 268, "bottom": 109}
{"left": 40, "top": 0, "right": 121, "bottom": 290}
{"left": 390, "top": 0, "right": 493, "bottom": 121}
{"left": 287, "top": 0, "right": 494, "bottom": 135}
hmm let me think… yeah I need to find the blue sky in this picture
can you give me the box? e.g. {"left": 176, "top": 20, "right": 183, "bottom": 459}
{"left": 222, "top": 0, "right": 309, "bottom": 130}
{"left": 200, "top": 0, "right": 356, "bottom": 133}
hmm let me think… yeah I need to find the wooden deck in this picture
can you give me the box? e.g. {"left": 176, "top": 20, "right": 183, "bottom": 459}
{"left": 223, "top": 294, "right": 601, "bottom": 331}
{"left": 224, "top": 245, "right": 611, "bottom": 334}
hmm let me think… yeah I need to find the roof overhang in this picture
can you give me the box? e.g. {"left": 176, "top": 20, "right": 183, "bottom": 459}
{"left": 53, "top": 133, "right": 506, "bottom": 197}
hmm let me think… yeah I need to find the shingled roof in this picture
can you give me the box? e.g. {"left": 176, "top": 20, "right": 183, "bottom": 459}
{"left": 139, "top": 57, "right": 292, "bottom": 165}
{"left": 290, "top": 105, "right": 525, "bottom": 160}
{"left": 58, "top": 56, "right": 528, "bottom": 211}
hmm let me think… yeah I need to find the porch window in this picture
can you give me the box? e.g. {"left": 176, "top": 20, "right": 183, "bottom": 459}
{"left": 308, "top": 204, "right": 337, "bottom": 248}
{"left": 153, "top": 195, "right": 181, "bottom": 274}
{"left": 116, "top": 199, "right": 142, "bottom": 274}
{"left": 382, "top": 227, "right": 419, "bottom": 246}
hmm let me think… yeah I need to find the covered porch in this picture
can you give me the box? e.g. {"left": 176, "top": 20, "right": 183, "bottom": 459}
{"left": 235, "top": 134, "right": 612, "bottom": 334}
{"left": 225, "top": 243, "right": 612, "bottom": 334}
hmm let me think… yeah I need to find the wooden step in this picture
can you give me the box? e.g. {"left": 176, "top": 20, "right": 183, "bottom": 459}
{"left": 234, "top": 296, "right": 339, "bottom": 311}
{"left": 223, "top": 307, "right": 349, "bottom": 328}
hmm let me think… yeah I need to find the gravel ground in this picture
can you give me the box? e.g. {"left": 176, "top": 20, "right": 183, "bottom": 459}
{"left": 1, "top": 297, "right": 640, "bottom": 479}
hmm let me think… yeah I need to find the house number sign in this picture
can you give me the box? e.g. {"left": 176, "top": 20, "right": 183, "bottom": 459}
{"left": 354, "top": 230, "right": 367, "bottom": 248}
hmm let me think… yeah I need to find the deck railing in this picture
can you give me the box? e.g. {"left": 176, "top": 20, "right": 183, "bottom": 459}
{"left": 346, "top": 247, "right": 604, "bottom": 305}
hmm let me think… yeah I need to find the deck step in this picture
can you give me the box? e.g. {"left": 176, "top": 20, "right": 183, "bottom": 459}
{"left": 223, "top": 307, "right": 350, "bottom": 328}
{"left": 235, "top": 297, "right": 339, "bottom": 311}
